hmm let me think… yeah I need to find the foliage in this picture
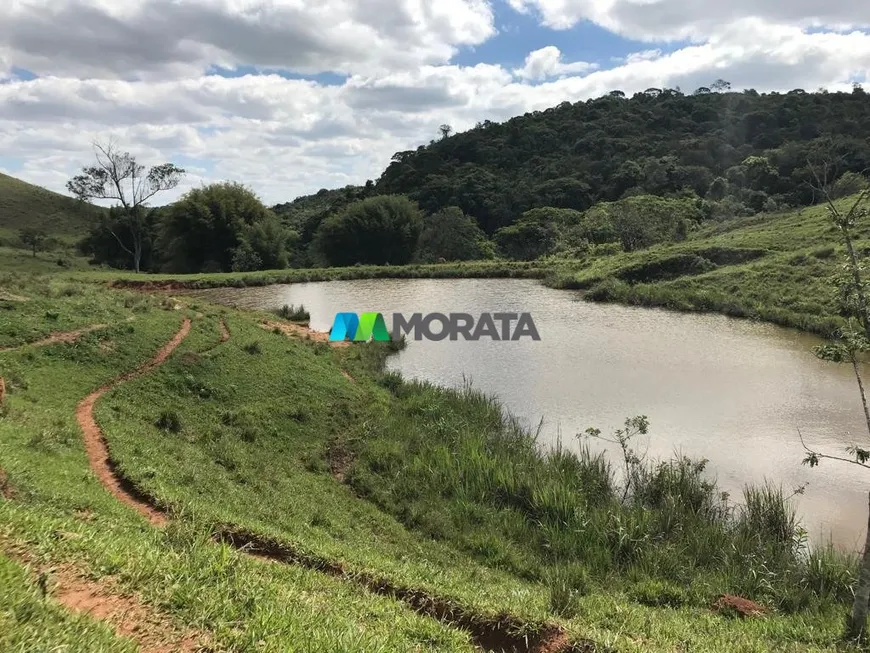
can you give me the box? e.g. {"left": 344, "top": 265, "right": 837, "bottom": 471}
{"left": 78, "top": 205, "right": 162, "bottom": 271}
{"left": 313, "top": 195, "right": 424, "bottom": 266}
{"left": 579, "top": 195, "right": 703, "bottom": 251}
{"left": 274, "top": 304, "right": 310, "bottom": 322}
{"left": 377, "top": 88, "right": 870, "bottom": 232}
{"left": 18, "top": 228, "right": 48, "bottom": 257}
{"left": 67, "top": 141, "right": 184, "bottom": 273}
{"left": 493, "top": 207, "right": 585, "bottom": 260}
{"left": 161, "top": 182, "right": 286, "bottom": 273}
{"left": 415, "top": 206, "right": 492, "bottom": 263}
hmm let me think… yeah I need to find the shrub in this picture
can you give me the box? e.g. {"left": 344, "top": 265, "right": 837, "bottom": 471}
{"left": 544, "top": 564, "right": 590, "bottom": 617}
{"left": 243, "top": 341, "right": 262, "bottom": 355}
{"left": 274, "top": 304, "right": 310, "bottom": 322}
{"left": 155, "top": 410, "right": 182, "bottom": 433}
{"left": 587, "top": 277, "right": 630, "bottom": 302}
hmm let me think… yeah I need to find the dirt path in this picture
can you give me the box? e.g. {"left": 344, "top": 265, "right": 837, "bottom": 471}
{"left": 53, "top": 565, "right": 205, "bottom": 653}
{"left": 1, "top": 540, "right": 205, "bottom": 653}
{"left": 68, "top": 316, "right": 590, "bottom": 653}
{"left": 75, "top": 319, "right": 191, "bottom": 527}
{"left": 0, "top": 324, "right": 110, "bottom": 352}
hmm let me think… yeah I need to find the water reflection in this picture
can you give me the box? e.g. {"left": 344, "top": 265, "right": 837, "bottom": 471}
{"left": 194, "top": 278, "right": 870, "bottom": 549}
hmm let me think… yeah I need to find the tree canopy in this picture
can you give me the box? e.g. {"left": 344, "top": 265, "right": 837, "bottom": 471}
{"left": 160, "top": 182, "right": 289, "bottom": 273}
{"left": 313, "top": 195, "right": 424, "bottom": 266}
{"left": 376, "top": 87, "right": 870, "bottom": 233}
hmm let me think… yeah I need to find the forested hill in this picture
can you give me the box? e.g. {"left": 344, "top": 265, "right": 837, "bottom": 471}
{"left": 375, "top": 87, "right": 870, "bottom": 233}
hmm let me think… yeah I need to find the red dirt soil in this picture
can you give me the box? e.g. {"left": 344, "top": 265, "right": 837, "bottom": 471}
{"left": 75, "top": 318, "right": 192, "bottom": 527}
{"left": 0, "top": 540, "right": 206, "bottom": 653}
{"left": 53, "top": 566, "right": 205, "bottom": 653}
{"left": 712, "top": 594, "right": 768, "bottom": 618}
{"left": 0, "top": 323, "right": 109, "bottom": 351}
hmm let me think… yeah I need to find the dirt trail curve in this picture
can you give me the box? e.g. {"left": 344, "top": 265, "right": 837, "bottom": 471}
{"left": 70, "top": 316, "right": 594, "bottom": 653}
{"left": 75, "top": 318, "right": 191, "bottom": 527}
{"left": 0, "top": 324, "right": 110, "bottom": 352}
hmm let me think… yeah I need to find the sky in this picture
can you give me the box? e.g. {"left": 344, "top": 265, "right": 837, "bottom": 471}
{"left": 1, "top": 0, "right": 869, "bottom": 207}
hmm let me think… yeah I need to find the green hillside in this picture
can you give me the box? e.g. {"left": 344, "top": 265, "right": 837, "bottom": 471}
{"left": 0, "top": 275, "right": 860, "bottom": 652}
{"left": 0, "top": 171, "right": 101, "bottom": 236}
{"left": 376, "top": 88, "right": 870, "bottom": 233}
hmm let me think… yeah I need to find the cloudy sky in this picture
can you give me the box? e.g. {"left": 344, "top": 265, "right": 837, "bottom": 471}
{"left": 1, "top": 0, "right": 869, "bottom": 206}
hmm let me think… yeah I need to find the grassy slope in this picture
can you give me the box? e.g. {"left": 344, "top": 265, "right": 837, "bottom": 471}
{"left": 0, "top": 278, "right": 475, "bottom": 652}
{"left": 0, "top": 172, "right": 101, "bottom": 236}
{"left": 0, "top": 272, "right": 858, "bottom": 652}
{"left": 546, "top": 197, "right": 868, "bottom": 335}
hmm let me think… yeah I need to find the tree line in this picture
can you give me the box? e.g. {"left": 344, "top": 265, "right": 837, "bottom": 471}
{"left": 61, "top": 86, "right": 870, "bottom": 272}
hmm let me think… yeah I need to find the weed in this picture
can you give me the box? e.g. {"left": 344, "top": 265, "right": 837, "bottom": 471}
{"left": 274, "top": 304, "right": 311, "bottom": 322}
{"left": 155, "top": 410, "right": 182, "bottom": 433}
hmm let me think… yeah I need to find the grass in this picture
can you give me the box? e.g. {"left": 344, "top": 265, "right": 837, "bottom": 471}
{"left": 0, "top": 281, "right": 476, "bottom": 652}
{"left": 0, "top": 551, "right": 138, "bottom": 652}
{"left": 274, "top": 303, "right": 311, "bottom": 322}
{"left": 2, "top": 193, "right": 870, "bottom": 650}
{"left": 0, "top": 172, "right": 101, "bottom": 235}
{"left": 0, "top": 272, "right": 864, "bottom": 651}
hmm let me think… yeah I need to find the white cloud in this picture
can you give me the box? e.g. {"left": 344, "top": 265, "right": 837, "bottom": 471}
{"left": 1, "top": 1, "right": 870, "bottom": 206}
{"left": 507, "top": 0, "right": 870, "bottom": 41}
{"left": 1, "top": 0, "right": 496, "bottom": 79}
{"left": 513, "top": 46, "right": 597, "bottom": 81}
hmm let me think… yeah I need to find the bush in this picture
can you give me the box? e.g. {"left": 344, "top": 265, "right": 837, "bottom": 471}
{"left": 544, "top": 564, "right": 589, "bottom": 617}
{"left": 587, "top": 277, "right": 630, "bottom": 302}
{"left": 274, "top": 304, "right": 310, "bottom": 322}
{"left": 155, "top": 410, "right": 182, "bottom": 433}
{"left": 243, "top": 341, "right": 262, "bottom": 355}
{"left": 313, "top": 195, "right": 423, "bottom": 266}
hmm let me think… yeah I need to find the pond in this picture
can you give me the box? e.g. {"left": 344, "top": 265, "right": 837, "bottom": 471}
{"left": 194, "top": 278, "right": 870, "bottom": 550}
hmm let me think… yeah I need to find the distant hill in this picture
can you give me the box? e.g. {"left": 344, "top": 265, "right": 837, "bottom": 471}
{"left": 375, "top": 87, "right": 870, "bottom": 232}
{"left": 0, "top": 172, "right": 102, "bottom": 235}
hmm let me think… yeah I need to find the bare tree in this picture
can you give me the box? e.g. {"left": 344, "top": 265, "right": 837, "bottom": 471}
{"left": 67, "top": 140, "right": 185, "bottom": 272}
{"left": 438, "top": 124, "right": 453, "bottom": 140}
{"left": 798, "top": 155, "right": 870, "bottom": 639}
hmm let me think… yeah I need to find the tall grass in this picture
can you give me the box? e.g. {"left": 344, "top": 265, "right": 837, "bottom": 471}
{"left": 350, "top": 378, "right": 857, "bottom": 612}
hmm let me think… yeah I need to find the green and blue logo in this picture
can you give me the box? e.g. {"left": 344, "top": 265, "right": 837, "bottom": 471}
{"left": 329, "top": 312, "right": 392, "bottom": 342}
{"left": 329, "top": 312, "right": 541, "bottom": 342}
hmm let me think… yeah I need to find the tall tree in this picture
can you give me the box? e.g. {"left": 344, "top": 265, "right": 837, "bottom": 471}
{"left": 159, "top": 182, "right": 272, "bottom": 273}
{"left": 313, "top": 195, "right": 423, "bottom": 266}
{"left": 67, "top": 141, "right": 185, "bottom": 272}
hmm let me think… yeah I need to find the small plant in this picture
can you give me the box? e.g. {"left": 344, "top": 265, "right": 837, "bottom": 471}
{"left": 630, "top": 579, "right": 686, "bottom": 608}
{"left": 274, "top": 304, "right": 310, "bottom": 323}
{"left": 544, "top": 565, "right": 589, "bottom": 617}
{"left": 243, "top": 341, "right": 262, "bottom": 355}
{"left": 44, "top": 310, "right": 60, "bottom": 321}
{"left": 378, "top": 371, "right": 404, "bottom": 395}
{"left": 155, "top": 410, "right": 182, "bottom": 433}
{"left": 386, "top": 334, "right": 407, "bottom": 352}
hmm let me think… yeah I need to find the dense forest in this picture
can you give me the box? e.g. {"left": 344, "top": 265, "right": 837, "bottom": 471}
{"left": 66, "top": 86, "right": 870, "bottom": 271}
{"left": 375, "top": 86, "right": 870, "bottom": 232}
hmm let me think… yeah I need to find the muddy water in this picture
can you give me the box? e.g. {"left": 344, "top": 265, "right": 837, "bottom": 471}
{"left": 194, "top": 278, "right": 870, "bottom": 549}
